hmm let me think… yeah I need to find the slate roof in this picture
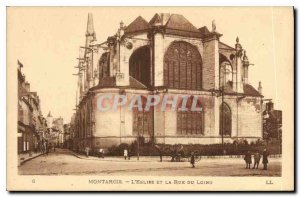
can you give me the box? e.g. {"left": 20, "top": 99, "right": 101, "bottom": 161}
{"left": 198, "top": 26, "right": 211, "bottom": 36}
{"left": 222, "top": 82, "right": 262, "bottom": 97}
{"left": 125, "top": 13, "right": 202, "bottom": 38}
{"left": 219, "top": 41, "right": 235, "bottom": 50}
{"left": 150, "top": 13, "right": 202, "bottom": 38}
{"left": 129, "top": 76, "right": 147, "bottom": 89}
{"left": 243, "top": 84, "right": 262, "bottom": 97}
{"left": 125, "top": 16, "right": 151, "bottom": 34}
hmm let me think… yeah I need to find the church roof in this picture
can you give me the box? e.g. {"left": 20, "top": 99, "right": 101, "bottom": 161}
{"left": 125, "top": 16, "right": 151, "bottom": 34}
{"left": 124, "top": 13, "right": 202, "bottom": 38}
{"left": 150, "top": 13, "right": 202, "bottom": 38}
{"left": 219, "top": 41, "right": 235, "bottom": 50}
{"left": 223, "top": 82, "right": 262, "bottom": 97}
{"left": 243, "top": 84, "right": 262, "bottom": 97}
{"left": 198, "top": 26, "right": 211, "bottom": 36}
{"left": 129, "top": 76, "right": 147, "bottom": 89}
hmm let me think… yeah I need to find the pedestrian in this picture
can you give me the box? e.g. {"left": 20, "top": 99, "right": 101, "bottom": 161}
{"left": 45, "top": 143, "right": 49, "bottom": 156}
{"left": 262, "top": 149, "right": 269, "bottom": 170}
{"left": 48, "top": 143, "right": 52, "bottom": 153}
{"left": 99, "top": 148, "right": 104, "bottom": 158}
{"left": 124, "top": 149, "right": 128, "bottom": 160}
{"left": 244, "top": 151, "right": 252, "bottom": 169}
{"left": 98, "top": 148, "right": 102, "bottom": 158}
{"left": 53, "top": 145, "right": 56, "bottom": 152}
{"left": 85, "top": 147, "right": 90, "bottom": 158}
{"left": 159, "top": 150, "right": 163, "bottom": 162}
{"left": 253, "top": 150, "right": 261, "bottom": 169}
{"left": 190, "top": 152, "right": 195, "bottom": 168}
{"left": 128, "top": 149, "right": 131, "bottom": 160}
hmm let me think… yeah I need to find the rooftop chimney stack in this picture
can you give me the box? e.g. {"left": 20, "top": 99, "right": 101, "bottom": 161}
{"left": 258, "top": 81, "right": 262, "bottom": 94}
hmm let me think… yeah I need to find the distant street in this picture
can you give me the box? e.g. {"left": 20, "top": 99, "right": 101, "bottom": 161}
{"left": 19, "top": 149, "right": 281, "bottom": 176}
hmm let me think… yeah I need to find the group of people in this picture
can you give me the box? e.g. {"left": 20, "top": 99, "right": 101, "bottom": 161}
{"left": 244, "top": 149, "right": 269, "bottom": 170}
{"left": 85, "top": 147, "right": 270, "bottom": 171}
{"left": 41, "top": 141, "right": 56, "bottom": 156}
{"left": 189, "top": 149, "right": 270, "bottom": 170}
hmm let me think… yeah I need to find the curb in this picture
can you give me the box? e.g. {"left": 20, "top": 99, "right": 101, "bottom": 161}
{"left": 19, "top": 152, "right": 46, "bottom": 166}
{"left": 70, "top": 152, "right": 163, "bottom": 163}
{"left": 70, "top": 151, "right": 282, "bottom": 162}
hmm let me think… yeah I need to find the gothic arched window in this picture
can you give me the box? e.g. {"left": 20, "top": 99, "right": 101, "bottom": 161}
{"left": 132, "top": 96, "right": 153, "bottom": 137}
{"left": 219, "top": 102, "right": 232, "bottom": 136}
{"left": 164, "top": 41, "right": 202, "bottom": 90}
{"left": 99, "top": 52, "right": 110, "bottom": 78}
{"left": 177, "top": 96, "right": 204, "bottom": 135}
{"left": 129, "top": 46, "right": 151, "bottom": 87}
{"left": 219, "top": 54, "right": 233, "bottom": 88}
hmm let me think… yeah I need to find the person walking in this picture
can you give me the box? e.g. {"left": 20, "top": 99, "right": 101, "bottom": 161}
{"left": 190, "top": 152, "right": 195, "bottom": 168}
{"left": 262, "top": 149, "right": 269, "bottom": 170}
{"left": 124, "top": 149, "right": 128, "bottom": 160}
{"left": 45, "top": 142, "right": 49, "bottom": 156}
{"left": 85, "top": 147, "right": 90, "bottom": 158}
{"left": 253, "top": 151, "right": 261, "bottom": 169}
{"left": 99, "top": 148, "right": 105, "bottom": 158}
{"left": 98, "top": 148, "right": 102, "bottom": 158}
{"left": 128, "top": 149, "right": 131, "bottom": 160}
{"left": 244, "top": 151, "right": 252, "bottom": 169}
{"left": 159, "top": 150, "right": 163, "bottom": 162}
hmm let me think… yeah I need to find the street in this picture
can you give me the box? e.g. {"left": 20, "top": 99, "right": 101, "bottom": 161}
{"left": 19, "top": 149, "right": 281, "bottom": 176}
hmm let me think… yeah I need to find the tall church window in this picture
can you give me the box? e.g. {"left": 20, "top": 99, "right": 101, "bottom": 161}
{"left": 99, "top": 52, "right": 110, "bottom": 78}
{"left": 219, "top": 54, "right": 233, "bottom": 88}
{"left": 132, "top": 96, "right": 153, "bottom": 137}
{"left": 219, "top": 102, "right": 231, "bottom": 136}
{"left": 164, "top": 41, "right": 202, "bottom": 90}
{"left": 129, "top": 46, "right": 151, "bottom": 87}
{"left": 177, "top": 96, "right": 204, "bottom": 135}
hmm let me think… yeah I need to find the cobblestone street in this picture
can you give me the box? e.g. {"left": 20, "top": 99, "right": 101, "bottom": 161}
{"left": 19, "top": 149, "right": 281, "bottom": 176}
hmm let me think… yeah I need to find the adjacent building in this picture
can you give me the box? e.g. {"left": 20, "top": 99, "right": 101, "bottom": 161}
{"left": 46, "top": 112, "right": 64, "bottom": 147}
{"left": 72, "top": 13, "right": 264, "bottom": 151}
{"left": 17, "top": 61, "right": 47, "bottom": 154}
{"left": 263, "top": 101, "right": 282, "bottom": 140}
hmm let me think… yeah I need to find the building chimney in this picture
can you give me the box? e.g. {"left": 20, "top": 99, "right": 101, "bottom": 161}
{"left": 266, "top": 101, "right": 274, "bottom": 112}
{"left": 24, "top": 82, "right": 30, "bottom": 92}
{"left": 258, "top": 81, "right": 262, "bottom": 94}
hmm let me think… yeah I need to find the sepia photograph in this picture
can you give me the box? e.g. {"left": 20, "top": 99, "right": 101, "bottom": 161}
{"left": 6, "top": 6, "right": 294, "bottom": 191}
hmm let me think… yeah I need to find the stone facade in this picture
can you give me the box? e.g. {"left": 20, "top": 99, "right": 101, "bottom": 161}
{"left": 72, "top": 13, "right": 263, "bottom": 151}
{"left": 17, "top": 61, "right": 48, "bottom": 154}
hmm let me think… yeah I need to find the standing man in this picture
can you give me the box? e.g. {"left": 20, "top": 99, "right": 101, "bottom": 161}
{"left": 190, "top": 152, "right": 195, "bottom": 168}
{"left": 128, "top": 148, "right": 131, "bottom": 160}
{"left": 262, "top": 149, "right": 269, "bottom": 170}
{"left": 244, "top": 151, "right": 252, "bottom": 169}
{"left": 253, "top": 150, "right": 261, "bottom": 169}
{"left": 124, "top": 149, "right": 128, "bottom": 160}
{"left": 159, "top": 150, "right": 163, "bottom": 162}
{"left": 48, "top": 143, "right": 52, "bottom": 153}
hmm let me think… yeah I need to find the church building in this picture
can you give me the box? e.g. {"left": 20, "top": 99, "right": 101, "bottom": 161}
{"left": 73, "top": 13, "right": 263, "bottom": 150}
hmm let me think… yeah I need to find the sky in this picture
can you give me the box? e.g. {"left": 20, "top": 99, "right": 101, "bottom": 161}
{"left": 7, "top": 7, "right": 293, "bottom": 123}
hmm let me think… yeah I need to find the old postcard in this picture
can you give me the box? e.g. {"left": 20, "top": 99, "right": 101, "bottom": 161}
{"left": 6, "top": 6, "right": 294, "bottom": 191}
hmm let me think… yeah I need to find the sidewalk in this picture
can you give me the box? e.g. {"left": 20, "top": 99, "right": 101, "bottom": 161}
{"left": 71, "top": 150, "right": 282, "bottom": 162}
{"left": 71, "top": 151, "right": 165, "bottom": 162}
{"left": 18, "top": 152, "right": 46, "bottom": 166}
